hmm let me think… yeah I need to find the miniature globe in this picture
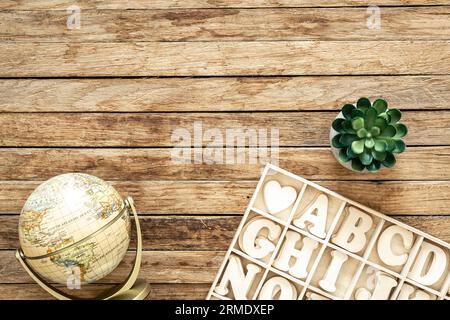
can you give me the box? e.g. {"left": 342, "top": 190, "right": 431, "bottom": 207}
{"left": 18, "top": 173, "right": 131, "bottom": 285}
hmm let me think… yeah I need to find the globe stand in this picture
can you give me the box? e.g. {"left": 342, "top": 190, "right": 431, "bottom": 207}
{"left": 16, "top": 196, "right": 151, "bottom": 300}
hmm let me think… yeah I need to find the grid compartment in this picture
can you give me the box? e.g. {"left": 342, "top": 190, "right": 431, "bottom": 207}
{"left": 256, "top": 271, "right": 304, "bottom": 300}
{"left": 405, "top": 240, "right": 450, "bottom": 292}
{"left": 271, "top": 229, "right": 322, "bottom": 282}
{"left": 291, "top": 186, "right": 344, "bottom": 240}
{"left": 234, "top": 211, "right": 285, "bottom": 264}
{"left": 396, "top": 281, "right": 437, "bottom": 300}
{"left": 350, "top": 264, "right": 400, "bottom": 300}
{"left": 330, "top": 204, "right": 382, "bottom": 258}
{"left": 212, "top": 253, "right": 266, "bottom": 300}
{"left": 309, "top": 246, "right": 363, "bottom": 299}
{"left": 252, "top": 168, "right": 305, "bottom": 222}
{"left": 367, "top": 222, "right": 418, "bottom": 274}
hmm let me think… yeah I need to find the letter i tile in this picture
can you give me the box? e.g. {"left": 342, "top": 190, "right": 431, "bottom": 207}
{"left": 309, "top": 247, "right": 363, "bottom": 299}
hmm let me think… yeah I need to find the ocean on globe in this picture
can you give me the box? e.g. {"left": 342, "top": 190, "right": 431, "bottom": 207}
{"left": 18, "top": 173, "right": 131, "bottom": 285}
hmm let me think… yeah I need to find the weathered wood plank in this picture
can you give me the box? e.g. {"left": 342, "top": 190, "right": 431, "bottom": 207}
{"left": 319, "top": 181, "right": 450, "bottom": 215}
{"left": 2, "top": 180, "right": 450, "bottom": 215}
{"left": 0, "top": 111, "right": 447, "bottom": 147}
{"left": 3, "top": 8, "right": 450, "bottom": 42}
{"left": 0, "top": 283, "right": 208, "bottom": 300}
{"left": 1, "top": 77, "right": 449, "bottom": 112}
{"left": 0, "top": 181, "right": 256, "bottom": 215}
{"left": 2, "top": 41, "right": 450, "bottom": 77}
{"left": 0, "top": 215, "right": 239, "bottom": 250}
{"left": 1, "top": 0, "right": 449, "bottom": 10}
{"left": 1, "top": 147, "right": 450, "bottom": 181}
{"left": 0, "top": 250, "right": 224, "bottom": 284}
{"left": 1, "top": 215, "right": 449, "bottom": 250}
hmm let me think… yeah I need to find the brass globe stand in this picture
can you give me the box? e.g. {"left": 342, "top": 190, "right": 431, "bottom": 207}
{"left": 16, "top": 196, "right": 150, "bottom": 300}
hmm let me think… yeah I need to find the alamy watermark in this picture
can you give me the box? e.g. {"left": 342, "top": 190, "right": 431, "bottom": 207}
{"left": 171, "top": 121, "right": 279, "bottom": 166}
{"left": 367, "top": 5, "right": 381, "bottom": 30}
{"left": 66, "top": 266, "right": 81, "bottom": 290}
{"left": 66, "top": 5, "right": 81, "bottom": 30}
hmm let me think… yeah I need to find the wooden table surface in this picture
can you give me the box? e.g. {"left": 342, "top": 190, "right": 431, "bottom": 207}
{"left": 1, "top": 0, "right": 450, "bottom": 300}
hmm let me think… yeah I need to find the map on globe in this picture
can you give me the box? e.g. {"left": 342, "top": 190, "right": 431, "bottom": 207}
{"left": 19, "top": 173, "right": 131, "bottom": 285}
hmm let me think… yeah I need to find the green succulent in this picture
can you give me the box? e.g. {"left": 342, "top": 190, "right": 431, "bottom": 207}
{"left": 331, "top": 98, "right": 407, "bottom": 172}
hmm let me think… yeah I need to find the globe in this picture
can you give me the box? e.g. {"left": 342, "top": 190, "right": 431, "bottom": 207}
{"left": 18, "top": 173, "right": 131, "bottom": 285}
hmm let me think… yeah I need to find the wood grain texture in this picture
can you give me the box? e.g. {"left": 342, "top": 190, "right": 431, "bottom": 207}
{"left": 0, "top": 181, "right": 256, "bottom": 215}
{"left": 2, "top": 147, "right": 450, "bottom": 181}
{"left": 0, "top": 283, "right": 209, "bottom": 300}
{"left": 0, "top": 250, "right": 224, "bottom": 284}
{"left": 1, "top": 1, "right": 450, "bottom": 301}
{"left": 2, "top": 41, "right": 450, "bottom": 77}
{"left": 0, "top": 111, "right": 447, "bottom": 147}
{"left": 1, "top": 0, "right": 449, "bottom": 10}
{"left": 1, "top": 215, "right": 449, "bottom": 250}
{"left": 2, "top": 180, "right": 450, "bottom": 215}
{"left": 0, "top": 215, "right": 238, "bottom": 250}
{"left": 3, "top": 8, "right": 450, "bottom": 42}
{"left": 1, "top": 76, "right": 449, "bottom": 112}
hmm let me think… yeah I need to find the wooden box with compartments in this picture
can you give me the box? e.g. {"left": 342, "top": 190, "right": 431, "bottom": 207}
{"left": 207, "top": 164, "right": 450, "bottom": 300}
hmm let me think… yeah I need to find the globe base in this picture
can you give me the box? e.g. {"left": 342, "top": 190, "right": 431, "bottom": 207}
{"left": 109, "top": 279, "right": 150, "bottom": 300}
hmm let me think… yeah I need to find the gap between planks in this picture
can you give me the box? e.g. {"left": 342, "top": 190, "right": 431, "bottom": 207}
{"left": 1, "top": 0, "right": 450, "bottom": 10}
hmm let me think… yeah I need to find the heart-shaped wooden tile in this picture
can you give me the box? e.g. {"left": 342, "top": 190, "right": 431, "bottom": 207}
{"left": 263, "top": 180, "right": 297, "bottom": 214}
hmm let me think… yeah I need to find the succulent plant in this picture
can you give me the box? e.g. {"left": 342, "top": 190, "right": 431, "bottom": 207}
{"left": 331, "top": 98, "right": 407, "bottom": 172}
